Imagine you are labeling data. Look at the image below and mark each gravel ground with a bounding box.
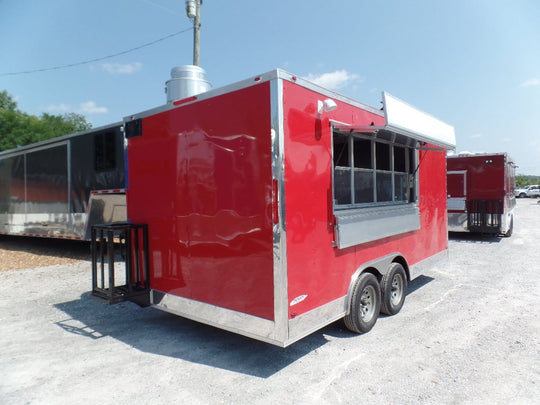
[0,198,539,404]
[0,236,91,271]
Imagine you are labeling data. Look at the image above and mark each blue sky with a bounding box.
[1,0,539,174]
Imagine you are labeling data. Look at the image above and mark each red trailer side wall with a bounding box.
[447,154,506,201]
[282,81,448,318]
[126,82,275,320]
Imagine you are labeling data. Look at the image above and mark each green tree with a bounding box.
[0,90,92,151]
[516,174,540,187]
[0,90,17,110]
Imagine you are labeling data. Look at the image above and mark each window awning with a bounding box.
[332,92,456,150]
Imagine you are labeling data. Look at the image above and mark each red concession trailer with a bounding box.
[92,69,455,347]
[447,153,516,236]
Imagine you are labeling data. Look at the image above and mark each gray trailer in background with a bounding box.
[0,123,126,240]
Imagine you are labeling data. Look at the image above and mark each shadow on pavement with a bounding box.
[0,235,91,261]
[449,232,502,244]
[54,292,330,378]
[55,274,438,377]
[407,274,435,295]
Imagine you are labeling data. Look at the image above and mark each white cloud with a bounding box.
[101,62,142,74]
[519,78,540,87]
[470,133,483,139]
[45,103,71,113]
[41,101,108,116]
[304,70,361,90]
[78,101,108,114]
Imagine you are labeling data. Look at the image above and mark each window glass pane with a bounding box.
[26,146,68,213]
[334,168,352,205]
[394,146,406,172]
[376,143,390,171]
[394,173,408,201]
[333,133,349,167]
[376,172,392,202]
[354,171,374,203]
[332,130,417,209]
[95,131,117,171]
[353,138,372,169]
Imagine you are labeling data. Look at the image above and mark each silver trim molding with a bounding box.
[409,249,448,279]
[151,291,285,346]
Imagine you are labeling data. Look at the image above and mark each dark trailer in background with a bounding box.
[0,123,127,240]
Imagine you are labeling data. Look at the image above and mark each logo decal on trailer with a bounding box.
[290,295,308,306]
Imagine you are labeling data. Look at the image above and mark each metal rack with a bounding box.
[91,223,150,306]
[467,200,502,234]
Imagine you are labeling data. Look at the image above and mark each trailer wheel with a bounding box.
[380,263,407,315]
[344,273,381,334]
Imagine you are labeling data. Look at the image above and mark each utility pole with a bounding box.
[186,0,201,66]
[193,0,201,66]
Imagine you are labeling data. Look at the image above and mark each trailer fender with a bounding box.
[502,212,514,237]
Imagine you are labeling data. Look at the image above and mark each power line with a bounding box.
[0,27,193,77]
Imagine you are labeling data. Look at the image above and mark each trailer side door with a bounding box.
[447,170,467,211]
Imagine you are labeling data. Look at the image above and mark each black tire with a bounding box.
[519,193,526,198]
[380,263,408,315]
[344,273,381,334]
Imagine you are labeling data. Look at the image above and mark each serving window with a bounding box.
[332,130,416,209]
[331,128,420,248]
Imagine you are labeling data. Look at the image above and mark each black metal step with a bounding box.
[91,223,150,307]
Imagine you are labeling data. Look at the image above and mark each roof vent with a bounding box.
[165,65,211,103]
